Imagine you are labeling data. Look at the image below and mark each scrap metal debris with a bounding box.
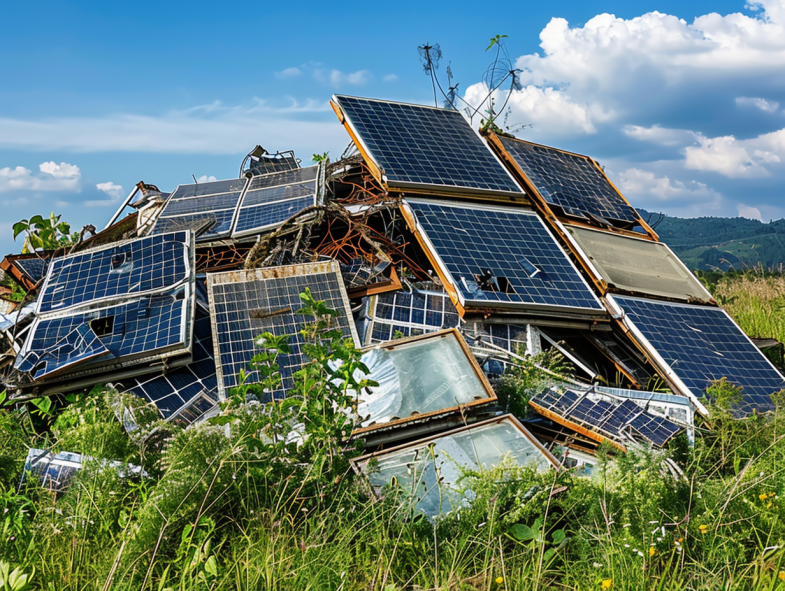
[3,93,782,505]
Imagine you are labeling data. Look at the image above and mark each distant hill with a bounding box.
[638,209,785,271]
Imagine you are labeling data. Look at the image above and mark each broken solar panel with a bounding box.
[353,330,495,434]
[530,387,683,448]
[38,231,192,314]
[207,261,359,400]
[403,199,605,316]
[364,283,460,344]
[233,165,320,237]
[494,135,643,227]
[150,177,248,240]
[352,415,557,518]
[16,290,193,381]
[119,308,217,424]
[332,95,523,197]
[23,448,146,493]
[607,295,785,414]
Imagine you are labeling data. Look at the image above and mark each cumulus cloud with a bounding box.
[616,168,721,202]
[383,74,399,82]
[684,129,785,177]
[275,67,302,79]
[737,203,764,220]
[96,181,124,199]
[196,175,217,183]
[623,125,698,147]
[313,69,371,87]
[0,161,81,192]
[0,99,344,154]
[736,96,780,112]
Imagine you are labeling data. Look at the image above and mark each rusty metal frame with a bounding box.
[350,328,497,438]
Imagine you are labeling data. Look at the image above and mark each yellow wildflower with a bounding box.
[601,579,613,589]
[760,493,769,501]
[677,537,684,543]
[495,576,504,585]
[779,571,785,581]
[649,547,656,557]
[698,524,708,534]
[767,502,773,509]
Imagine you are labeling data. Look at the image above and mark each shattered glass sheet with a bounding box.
[564,225,712,302]
[332,95,523,196]
[23,448,146,493]
[497,136,641,226]
[119,308,217,423]
[365,283,460,344]
[354,330,495,431]
[404,199,604,315]
[353,415,556,518]
[149,178,248,241]
[233,165,320,237]
[38,231,191,314]
[608,295,785,415]
[207,261,360,400]
[530,387,683,448]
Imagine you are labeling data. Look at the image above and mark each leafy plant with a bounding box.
[12,212,78,253]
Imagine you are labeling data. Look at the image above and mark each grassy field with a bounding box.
[3,275,785,590]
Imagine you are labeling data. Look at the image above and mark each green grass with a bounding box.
[4,276,785,590]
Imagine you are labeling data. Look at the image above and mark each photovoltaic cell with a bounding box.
[233,166,319,236]
[14,257,49,284]
[29,323,111,380]
[499,137,641,225]
[609,295,785,414]
[405,200,604,313]
[150,178,248,240]
[366,285,460,344]
[121,308,217,423]
[529,387,682,448]
[208,261,360,399]
[38,232,191,314]
[333,95,523,196]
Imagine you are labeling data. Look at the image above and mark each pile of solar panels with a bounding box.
[3,92,784,513]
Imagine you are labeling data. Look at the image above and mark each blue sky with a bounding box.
[2,0,784,254]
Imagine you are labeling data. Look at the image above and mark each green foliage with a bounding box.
[495,349,574,418]
[12,212,78,254]
[311,152,329,163]
[486,34,508,51]
[0,561,33,591]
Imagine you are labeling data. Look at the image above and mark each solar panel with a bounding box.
[29,323,111,380]
[150,178,248,240]
[404,199,604,314]
[15,290,192,380]
[207,261,360,400]
[365,284,460,344]
[14,257,49,284]
[38,232,192,314]
[497,136,641,225]
[352,415,556,518]
[120,308,217,423]
[332,95,523,196]
[608,295,785,414]
[529,387,683,448]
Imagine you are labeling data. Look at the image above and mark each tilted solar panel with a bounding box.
[608,295,785,414]
[404,199,604,315]
[14,257,49,284]
[121,308,217,423]
[207,261,360,400]
[497,136,641,225]
[150,178,248,240]
[366,285,461,344]
[38,232,191,314]
[332,95,523,196]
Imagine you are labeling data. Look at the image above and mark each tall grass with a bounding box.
[713,273,785,342]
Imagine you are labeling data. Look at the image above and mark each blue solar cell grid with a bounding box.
[30,323,110,380]
[123,308,217,422]
[369,288,461,343]
[16,293,188,376]
[499,137,640,224]
[38,232,190,314]
[407,200,603,312]
[208,263,358,399]
[14,257,49,284]
[612,295,785,414]
[151,178,248,240]
[334,95,523,195]
[233,166,319,236]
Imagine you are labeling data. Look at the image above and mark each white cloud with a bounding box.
[0,161,81,192]
[275,67,302,79]
[623,125,698,147]
[383,74,398,82]
[196,175,217,183]
[313,69,371,87]
[736,96,780,112]
[684,128,785,177]
[96,181,124,199]
[0,99,344,154]
[737,203,764,220]
[616,168,721,202]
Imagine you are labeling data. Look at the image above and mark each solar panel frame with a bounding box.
[402,198,606,317]
[332,95,525,198]
[207,261,360,401]
[365,286,461,345]
[36,231,193,315]
[607,295,785,415]
[487,133,649,231]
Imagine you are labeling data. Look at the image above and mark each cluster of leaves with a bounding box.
[12,213,78,254]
